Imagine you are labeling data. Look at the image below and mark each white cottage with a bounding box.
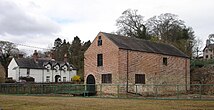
[8,51,77,83]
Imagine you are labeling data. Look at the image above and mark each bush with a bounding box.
[72,75,81,82]
[5,78,16,83]
[19,76,35,82]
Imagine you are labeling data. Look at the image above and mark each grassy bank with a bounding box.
[0,95,213,110]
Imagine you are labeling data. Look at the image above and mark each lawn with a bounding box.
[0,95,214,110]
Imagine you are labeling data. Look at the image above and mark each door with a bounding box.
[55,75,61,82]
[86,74,96,93]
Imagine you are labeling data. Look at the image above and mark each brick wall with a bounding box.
[118,49,190,94]
[84,32,119,85]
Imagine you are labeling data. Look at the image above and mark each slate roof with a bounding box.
[203,44,214,52]
[15,58,76,70]
[102,32,189,58]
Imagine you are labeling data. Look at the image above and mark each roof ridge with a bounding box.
[101,32,189,58]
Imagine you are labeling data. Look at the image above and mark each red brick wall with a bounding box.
[84,32,119,85]
[118,49,190,93]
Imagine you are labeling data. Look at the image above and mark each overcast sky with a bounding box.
[0,0,214,54]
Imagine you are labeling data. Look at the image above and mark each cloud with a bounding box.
[0,0,60,36]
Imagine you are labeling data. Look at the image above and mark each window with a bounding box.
[206,55,208,59]
[211,55,213,59]
[97,54,103,66]
[98,36,102,46]
[135,74,145,84]
[46,76,50,82]
[163,57,168,66]
[63,77,66,82]
[27,69,30,76]
[102,74,112,83]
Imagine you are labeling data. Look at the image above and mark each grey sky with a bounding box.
[0,0,213,53]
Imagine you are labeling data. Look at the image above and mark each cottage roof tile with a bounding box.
[15,58,76,70]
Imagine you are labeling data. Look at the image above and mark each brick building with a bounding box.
[84,32,190,94]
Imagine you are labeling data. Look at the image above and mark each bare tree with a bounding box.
[116,9,150,40]
[0,41,20,77]
[192,38,203,59]
[146,13,186,42]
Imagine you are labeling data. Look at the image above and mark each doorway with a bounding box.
[86,74,96,94]
[55,75,61,82]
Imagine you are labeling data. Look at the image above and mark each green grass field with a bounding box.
[0,95,214,110]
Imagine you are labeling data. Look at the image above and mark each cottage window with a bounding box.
[163,57,168,66]
[27,69,30,76]
[63,77,66,82]
[135,74,145,84]
[98,36,102,46]
[102,74,112,83]
[97,54,103,66]
[46,76,50,82]
[206,55,208,59]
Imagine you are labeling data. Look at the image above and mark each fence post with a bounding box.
[199,84,202,99]
[117,84,119,98]
[100,84,102,98]
[135,85,137,96]
[176,84,179,99]
[155,85,158,99]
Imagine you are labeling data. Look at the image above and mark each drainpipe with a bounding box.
[42,69,44,82]
[126,50,129,93]
[18,67,20,82]
[52,69,53,82]
[185,59,188,91]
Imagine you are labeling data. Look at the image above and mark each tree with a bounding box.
[146,13,185,42]
[69,36,83,78]
[192,38,203,59]
[116,9,150,40]
[0,41,20,77]
[146,13,195,57]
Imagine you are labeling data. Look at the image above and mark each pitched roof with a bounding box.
[15,58,76,70]
[101,32,189,58]
[203,44,214,52]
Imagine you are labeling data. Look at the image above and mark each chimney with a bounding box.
[206,39,211,46]
[64,53,68,62]
[18,54,24,59]
[33,50,39,62]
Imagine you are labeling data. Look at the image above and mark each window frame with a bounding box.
[63,77,66,82]
[98,36,102,46]
[97,54,103,66]
[27,68,30,76]
[163,57,168,66]
[135,74,145,84]
[102,74,112,83]
[46,76,50,82]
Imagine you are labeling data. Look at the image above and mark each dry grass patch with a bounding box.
[0,95,214,110]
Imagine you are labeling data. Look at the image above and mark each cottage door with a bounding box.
[55,75,61,82]
[86,74,96,94]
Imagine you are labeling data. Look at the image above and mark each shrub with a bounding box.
[19,76,35,82]
[5,78,16,83]
[72,75,81,82]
